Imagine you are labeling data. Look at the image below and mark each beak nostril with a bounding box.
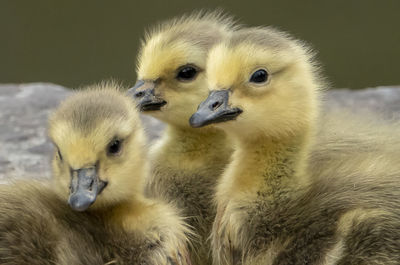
[211,101,222,110]
[135,91,144,98]
[88,179,94,192]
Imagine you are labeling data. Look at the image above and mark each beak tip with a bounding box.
[68,193,95,212]
[189,113,205,128]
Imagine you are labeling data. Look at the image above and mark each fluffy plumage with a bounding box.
[192,27,400,265]
[130,12,238,265]
[311,110,400,179]
[0,84,192,265]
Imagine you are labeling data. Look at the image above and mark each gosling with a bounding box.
[128,11,237,264]
[190,27,400,265]
[0,84,192,265]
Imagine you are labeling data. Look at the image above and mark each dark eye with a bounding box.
[177,66,198,81]
[107,139,122,156]
[250,69,268,84]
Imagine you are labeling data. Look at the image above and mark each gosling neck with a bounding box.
[217,130,311,202]
[152,123,232,172]
[167,124,229,152]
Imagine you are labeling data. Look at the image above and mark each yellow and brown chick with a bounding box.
[128,11,237,265]
[191,27,400,265]
[0,84,192,265]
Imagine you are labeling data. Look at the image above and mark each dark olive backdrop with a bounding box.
[0,0,399,89]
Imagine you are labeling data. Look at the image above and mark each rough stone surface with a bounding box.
[0,83,70,183]
[1,83,400,182]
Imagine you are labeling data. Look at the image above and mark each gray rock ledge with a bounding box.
[1,83,399,182]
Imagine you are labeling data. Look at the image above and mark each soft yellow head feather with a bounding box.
[136,11,238,127]
[49,83,147,208]
[206,27,323,140]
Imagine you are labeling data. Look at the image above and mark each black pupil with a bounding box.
[108,140,121,155]
[250,69,268,83]
[57,149,63,160]
[177,67,197,80]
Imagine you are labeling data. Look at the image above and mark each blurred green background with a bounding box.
[0,0,399,89]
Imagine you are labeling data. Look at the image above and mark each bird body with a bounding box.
[0,85,191,265]
[191,27,400,265]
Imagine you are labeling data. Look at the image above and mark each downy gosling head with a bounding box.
[190,27,321,143]
[129,11,237,128]
[49,84,147,211]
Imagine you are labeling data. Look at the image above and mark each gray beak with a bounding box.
[127,80,167,111]
[68,166,107,212]
[189,90,243,128]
